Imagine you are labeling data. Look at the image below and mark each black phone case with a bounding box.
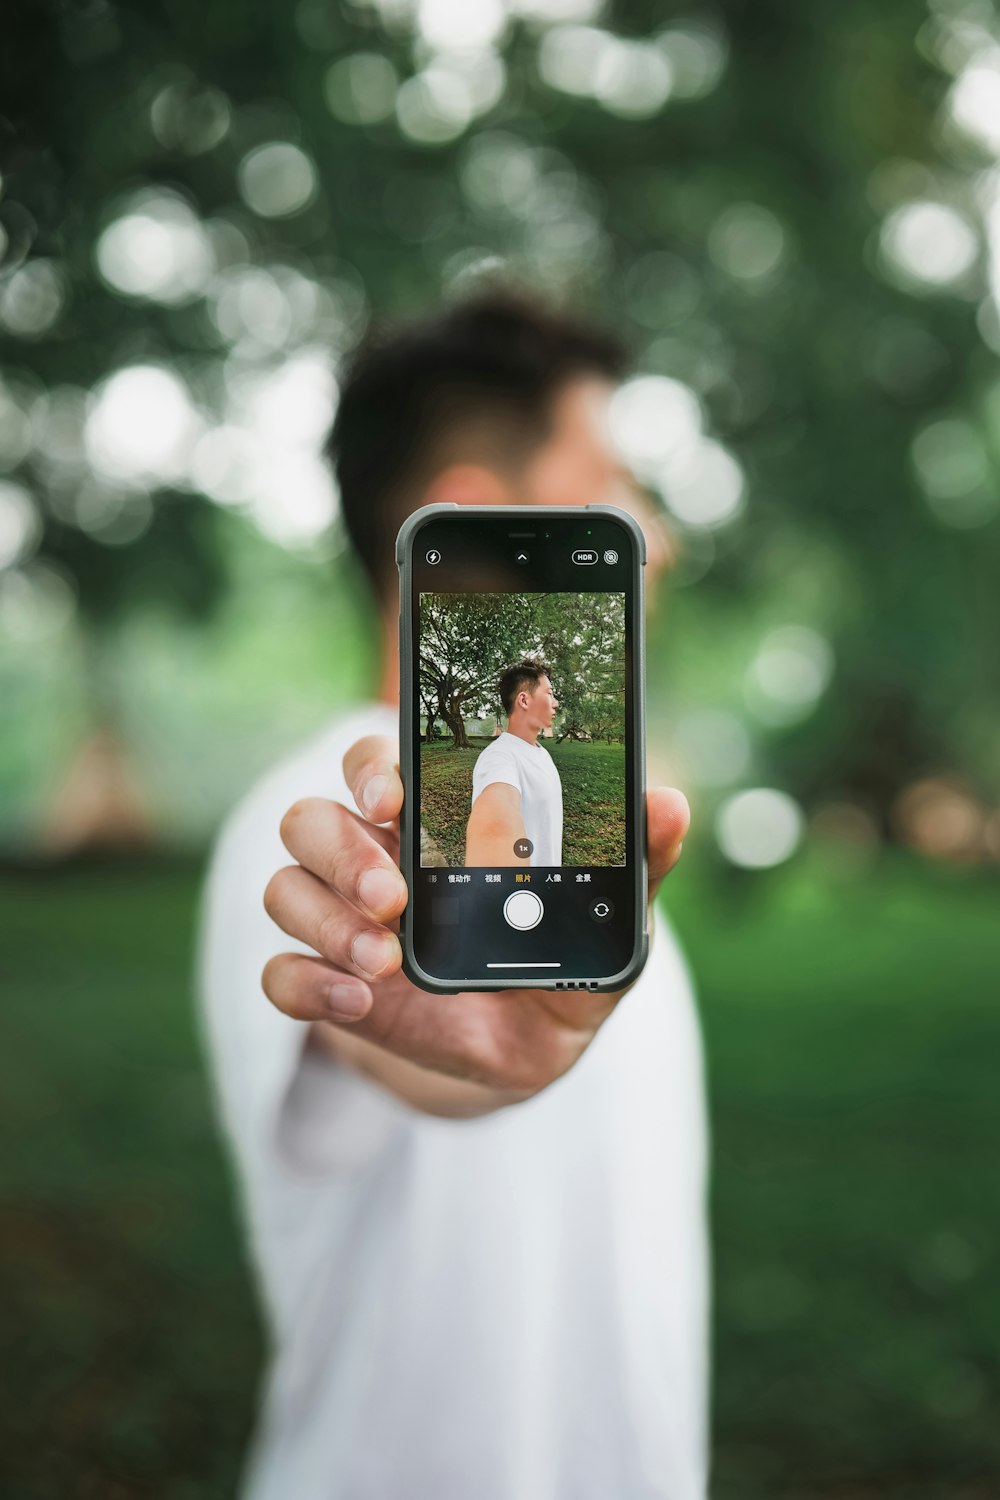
[395,503,648,993]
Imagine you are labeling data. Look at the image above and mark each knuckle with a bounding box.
[263,865,294,920]
[279,797,318,849]
[262,876,279,920]
[260,955,281,1001]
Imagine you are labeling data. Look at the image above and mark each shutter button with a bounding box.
[503,891,544,930]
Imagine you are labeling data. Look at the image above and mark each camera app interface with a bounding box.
[418,590,626,877]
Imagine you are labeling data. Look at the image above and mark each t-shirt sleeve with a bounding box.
[471,745,521,805]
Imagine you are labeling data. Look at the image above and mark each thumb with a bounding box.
[646,787,690,901]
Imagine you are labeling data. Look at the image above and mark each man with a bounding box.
[199,291,708,1500]
[466,657,563,868]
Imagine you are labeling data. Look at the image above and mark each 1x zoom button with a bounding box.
[572,549,599,565]
[503,891,544,930]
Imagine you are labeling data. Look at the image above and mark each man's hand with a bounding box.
[262,735,688,1117]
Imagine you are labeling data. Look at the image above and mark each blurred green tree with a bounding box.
[1,0,998,845]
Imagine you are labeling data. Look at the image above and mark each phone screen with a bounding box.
[402,509,643,989]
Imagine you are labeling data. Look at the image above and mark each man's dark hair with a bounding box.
[498,657,553,718]
[328,289,626,599]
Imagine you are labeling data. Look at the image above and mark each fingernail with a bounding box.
[358,866,406,917]
[327,982,368,1020]
[352,929,397,979]
[362,774,388,817]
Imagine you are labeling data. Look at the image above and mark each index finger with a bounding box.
[343,733,403,825]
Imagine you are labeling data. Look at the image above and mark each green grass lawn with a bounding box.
[666,855,1000,1499]
[0,862,261,1500]
[420,736,626,865]
[1,852,999,1497]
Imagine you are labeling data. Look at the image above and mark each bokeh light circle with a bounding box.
[237,142,318,218]
[716,787,805,869]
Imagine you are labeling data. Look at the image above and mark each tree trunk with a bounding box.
[420,689,439,742]
[441,695,470,748]
[42,621,154,853]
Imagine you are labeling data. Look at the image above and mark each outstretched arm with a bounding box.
[464,783,527,867]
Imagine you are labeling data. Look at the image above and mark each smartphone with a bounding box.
[396,503,647,993]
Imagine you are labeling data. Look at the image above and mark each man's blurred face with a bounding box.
[520,376,672,592]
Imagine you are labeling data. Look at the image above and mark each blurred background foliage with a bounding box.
[3,0,1000,1495]
[2,0,999,862]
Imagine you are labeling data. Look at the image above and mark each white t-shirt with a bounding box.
[197,701,710,1500]
[471,731,564,866]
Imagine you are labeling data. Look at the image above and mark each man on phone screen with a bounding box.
[466,658,563,868]
[199,291,708,1500]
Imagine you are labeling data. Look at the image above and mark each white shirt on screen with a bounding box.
[197,700,710,1500]
[471,730,564,866]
